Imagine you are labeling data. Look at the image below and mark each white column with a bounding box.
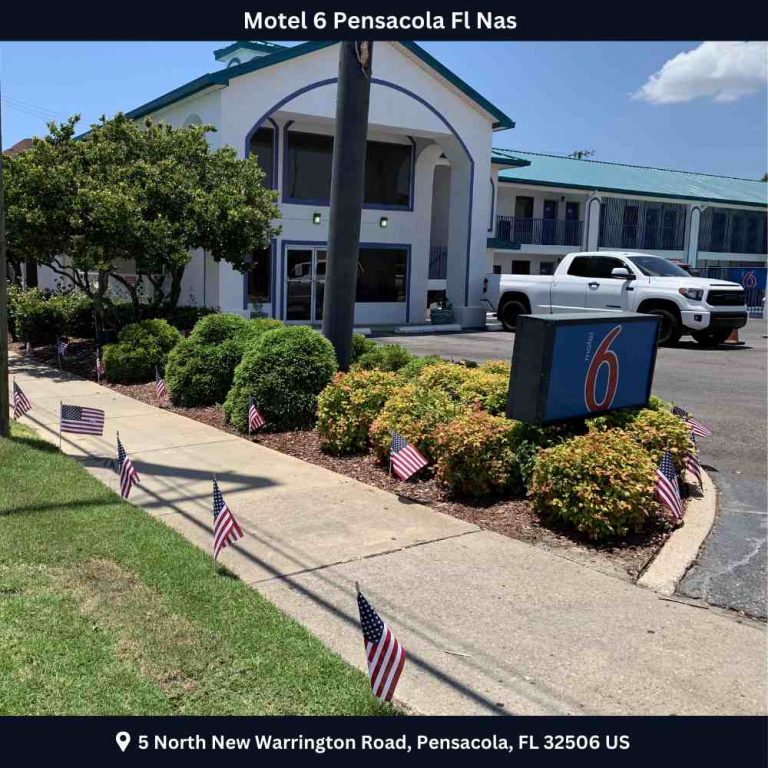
[687,206,701,267]
[410,143,443,324]
[443,137,490,329]
[585,195,602,251]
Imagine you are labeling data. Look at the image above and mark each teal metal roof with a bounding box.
[124,41,514,130]
[496,149,768,209]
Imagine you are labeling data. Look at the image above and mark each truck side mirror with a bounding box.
[611,267,635,280]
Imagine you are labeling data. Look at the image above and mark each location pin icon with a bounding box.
[116,732,131,752]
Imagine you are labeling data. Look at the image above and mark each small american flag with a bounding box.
[57,338,69,357]
[96,350,105,380]
[248,396,265,433]
[60,403,105,435]
[155,367,167,399]
[655,450,683,520]
[13,381,32,420]
[685,435,703,487]
[357,588,406,702]
[213,479,244,560]
[389,430,428,481]
[117,434,141,499]
[672,405,713,438]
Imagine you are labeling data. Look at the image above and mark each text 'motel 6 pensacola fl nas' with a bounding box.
[507,313,660,425]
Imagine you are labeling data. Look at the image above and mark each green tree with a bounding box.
[5,114,280,331]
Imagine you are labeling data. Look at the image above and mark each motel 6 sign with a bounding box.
[506,313,660,425]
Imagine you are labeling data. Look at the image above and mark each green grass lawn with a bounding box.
[0,424,391,715]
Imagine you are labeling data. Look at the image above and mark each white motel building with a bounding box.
[39,40,768,329]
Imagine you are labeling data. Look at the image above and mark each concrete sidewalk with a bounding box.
[8,354,767,716]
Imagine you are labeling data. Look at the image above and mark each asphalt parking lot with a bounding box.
[375,319,768,619]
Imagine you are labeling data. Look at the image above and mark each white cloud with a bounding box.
[633,41,768,104]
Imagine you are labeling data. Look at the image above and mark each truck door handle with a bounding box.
[588,282,600,289]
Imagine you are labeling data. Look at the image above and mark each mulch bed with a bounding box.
[13,338,671,580]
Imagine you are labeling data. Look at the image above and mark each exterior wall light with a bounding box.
[379,216,389,228]
[312,212,321,225]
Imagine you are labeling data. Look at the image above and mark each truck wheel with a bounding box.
[498,299,527,332]
[691,328,732,347]
[647,308,682,346]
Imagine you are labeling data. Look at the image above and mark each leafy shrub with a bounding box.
[456,369,509,415]
[397,355,444,379]
[353,344,414,372]
[369,384,464,462]
[619,408,692,473]
[416,362,473,398]
[49,292,95,338]
[478,359,511,377]
[103,319,181,383]
[10,288,65,344]
[166,316,282,406]
[317,370,400,455]
[513,422,587,489]
[224,326,337,431]
[351,333,376,362]
[587,395,669,432]
[529,430,658,540]
[433,410,523,498]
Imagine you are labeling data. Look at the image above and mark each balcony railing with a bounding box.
[495,216,583,247]
[429,245,447,279]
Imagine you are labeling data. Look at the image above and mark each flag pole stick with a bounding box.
[355,580,360,594]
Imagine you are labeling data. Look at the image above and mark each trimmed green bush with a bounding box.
[587,395,669,432]
[317,370,400,455]
[103,319,181,383]
[351,333,377,363]
[434,410,523,498]
[369,384,464,462]
[10,288,64,344]
[224,326,337,431]
[529,431,658,540]
[166,315,283,407]
[352,344,414,372]
[513,422,587,490]
[416,362,473,398]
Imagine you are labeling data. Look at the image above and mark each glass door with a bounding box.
[285,247,327,323]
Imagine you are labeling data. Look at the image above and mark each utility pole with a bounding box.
[0,80,10,438]
[322,41,373,371]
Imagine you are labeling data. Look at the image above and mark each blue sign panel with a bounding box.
[726,268,767,291]
[507,313,660,425]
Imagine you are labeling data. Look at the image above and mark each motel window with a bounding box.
[621,205,639,248]
[661,209,678,250]
[364,141,412,207]
[511,260,531,275]
[249,127,275,188]
[285,131,412,207]
[356,248,407,302]
[247,245,271,303]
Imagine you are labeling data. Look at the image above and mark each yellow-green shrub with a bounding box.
[619,408,692,473]
[479,359,511,377]
[587,395,670,432]
[456,369,509,415]
[529,431,658,540]
[369,384,464,462]
[317,370,400,455]
[433,410,523,497]
[416,362,473,398]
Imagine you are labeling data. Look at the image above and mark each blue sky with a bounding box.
[1,40,765,179]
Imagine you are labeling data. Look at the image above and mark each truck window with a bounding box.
[593,256,627,278]
[567,257,592,277]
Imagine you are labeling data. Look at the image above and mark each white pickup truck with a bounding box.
[483,251,748,346]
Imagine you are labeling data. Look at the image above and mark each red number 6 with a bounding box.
[584,326,621,412]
